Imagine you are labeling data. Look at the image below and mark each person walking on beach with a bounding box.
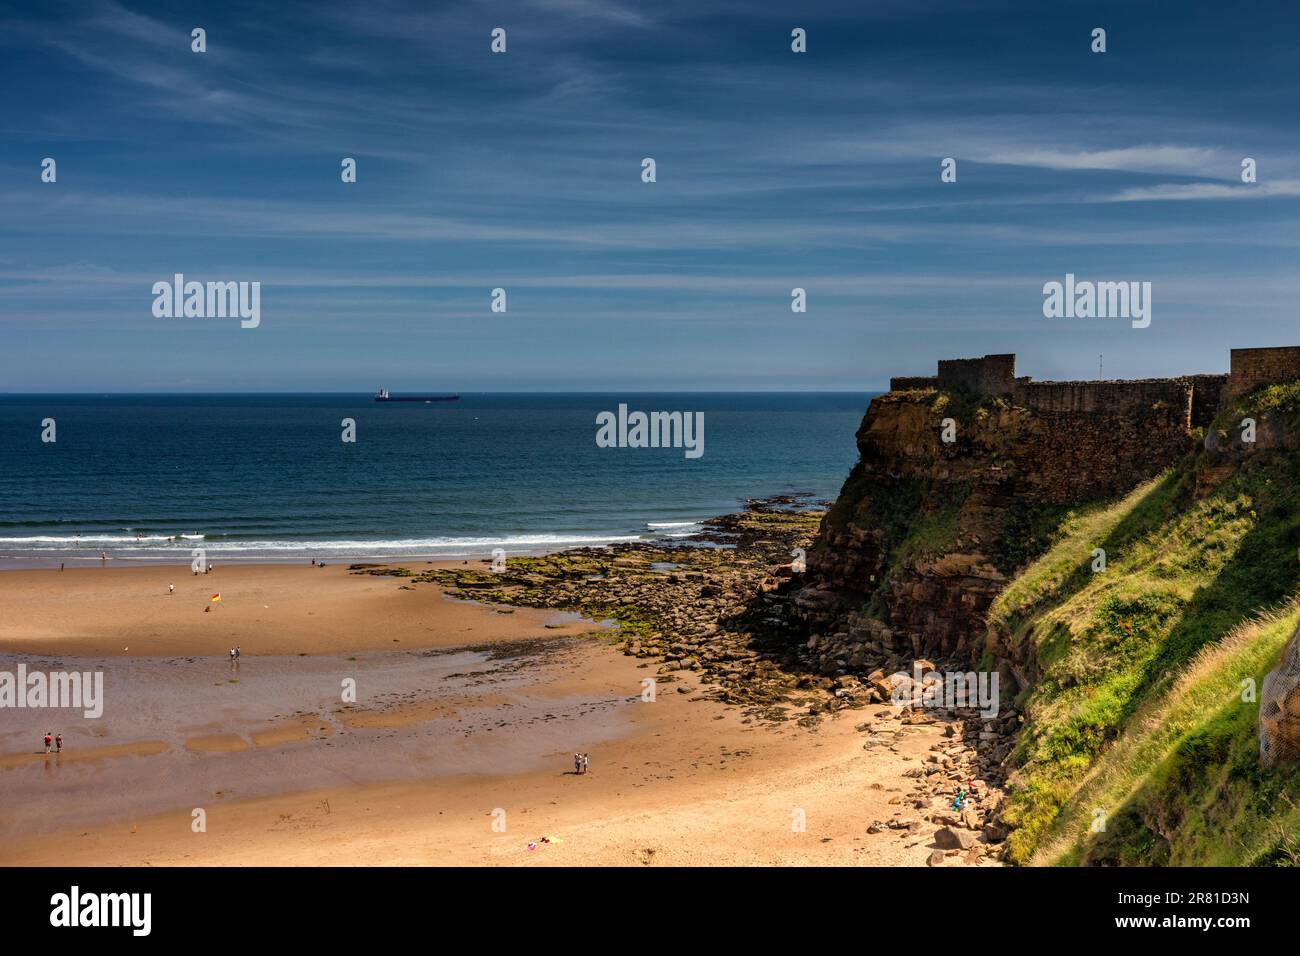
[582,753,590,774]
[235,645,241,660]
[168,583,175,594]
[574,753,582,775]
[55,734,63,754]
[43,732,52,754]
[59,562,64,572]
[230,648,236,662]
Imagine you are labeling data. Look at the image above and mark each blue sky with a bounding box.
[2,0,1298,391]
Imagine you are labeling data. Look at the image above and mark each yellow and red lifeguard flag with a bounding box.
[210,593,221,603]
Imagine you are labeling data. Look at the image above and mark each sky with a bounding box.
[1,0,1299,391]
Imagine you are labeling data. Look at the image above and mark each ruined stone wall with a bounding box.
[1013,378,1194,424]
[1021,404,1192,501]
[895,354,1230,429]
[937,354,1015,395]
[1187,374,1229,427]
[889,375,940,391]
[1227,347,1300,401]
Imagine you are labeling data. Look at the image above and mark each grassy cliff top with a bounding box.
[985,379,1300,864]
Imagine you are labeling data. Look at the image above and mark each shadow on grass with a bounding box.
[1114,457,1300,728]
[1077,685,1300,866]
[995,464,1191,645]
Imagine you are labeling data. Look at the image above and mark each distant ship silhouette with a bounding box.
[374,388,459,403]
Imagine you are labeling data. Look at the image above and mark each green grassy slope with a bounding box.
[986,384,1300,865]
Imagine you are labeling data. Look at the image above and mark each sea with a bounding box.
[0,393,871,567]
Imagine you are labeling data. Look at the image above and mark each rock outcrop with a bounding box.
[793,373,1199,665]
[796,346,1300,784]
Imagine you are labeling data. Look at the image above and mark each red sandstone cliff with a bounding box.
[793,348,1300,683]
[793,371,1203,674]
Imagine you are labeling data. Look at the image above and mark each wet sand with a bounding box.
[0,564,965,866]
[0,562,589,657]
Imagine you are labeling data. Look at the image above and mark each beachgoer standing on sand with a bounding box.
[43,732,52,754]
[574,753,581,774]
[55,734,63,753]
[583,753,590,774]
[230,648,236,662]
[235,646,240,660]
[168,583,175,594]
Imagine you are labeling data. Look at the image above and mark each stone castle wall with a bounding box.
[890,353,1240,428]
[1227,347,1300,401]
[889,375,941,391]
[1187,374,1229,426]
[1014,379,1191,418]
[936,354,1016,395]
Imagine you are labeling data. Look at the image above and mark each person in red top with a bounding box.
[43,733,52,754]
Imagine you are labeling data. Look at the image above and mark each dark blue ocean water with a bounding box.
[0,393,869,566]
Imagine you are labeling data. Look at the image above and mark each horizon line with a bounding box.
[0,388,887,396]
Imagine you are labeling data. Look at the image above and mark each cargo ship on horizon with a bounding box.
[375,388,460,403]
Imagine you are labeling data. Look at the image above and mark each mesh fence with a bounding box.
[1260,627,1300,768]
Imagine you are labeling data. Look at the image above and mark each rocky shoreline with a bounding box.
[351,494,1017,862]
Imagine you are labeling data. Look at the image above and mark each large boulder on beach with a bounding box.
[1261,625,1300,767]
[934,826,979,850]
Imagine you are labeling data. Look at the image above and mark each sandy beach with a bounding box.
[0,562,592,657]
[0,562,988,866]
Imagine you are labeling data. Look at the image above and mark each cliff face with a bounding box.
[792,353,1300,865]
[793,385,1198,670]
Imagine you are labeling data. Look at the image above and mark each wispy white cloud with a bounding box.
[978,144,1223,175]
[523,0,656,28]
[1104,179,1300,202]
